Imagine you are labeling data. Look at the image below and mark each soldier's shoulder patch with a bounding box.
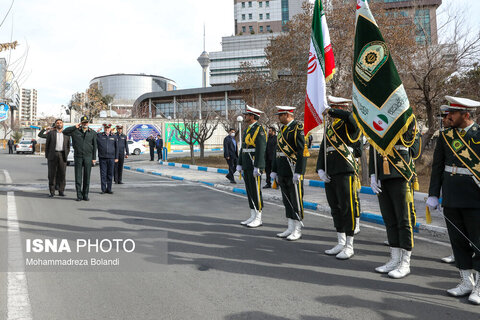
[259,130,265,136]
[296,122,304,130]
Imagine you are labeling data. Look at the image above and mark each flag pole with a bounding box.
[323,117,328,175]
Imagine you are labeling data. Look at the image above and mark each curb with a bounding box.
[124,165,447,237]
[170,148,223,153]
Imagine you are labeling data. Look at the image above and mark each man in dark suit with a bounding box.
[97,124,119,194]
[38,119,71,197]
[114,125,129,184]
[223,128,238,184]
[7,137,14,154]
[264,127,277,188]
[155,134,163,161]
[146,135,156,161]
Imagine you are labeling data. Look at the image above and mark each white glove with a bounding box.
[236,165,242,173]
[253,167,261,177]
[370,175,382,194]
[293,173,301,184]
[317,169,331,183]
[426,196,440,210]
[270,172,277,181]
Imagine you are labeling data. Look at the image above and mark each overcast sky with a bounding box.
[0,0,478,118]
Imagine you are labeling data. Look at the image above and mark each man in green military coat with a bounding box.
[316,96,362,259]
[236,106,267,228]
[271,106,307,241]
[427,95,480,305]
[369,116,421,279]
[63,116,98,201]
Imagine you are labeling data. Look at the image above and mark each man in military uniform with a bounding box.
[271,106,307,241]
[97,124,119,194]
[63,116,97,201]
[427,96,480,305]
[316,96,362,259]
[236,106,267,228]
[114,125,129,184]
[370,116,421,279]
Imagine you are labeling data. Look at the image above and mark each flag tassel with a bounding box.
[383,156,390,175]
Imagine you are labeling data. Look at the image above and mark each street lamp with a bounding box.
[236,115,243,152]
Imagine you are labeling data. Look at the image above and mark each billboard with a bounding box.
[0,103,9,122]
[165,122,198,146]
[127,124,161,142]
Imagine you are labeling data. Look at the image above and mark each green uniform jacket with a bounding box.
[63,126,97,159]
[272,120,306,176]
[429,123,480,208]
[368,121,421,181]
[316,109,362,176]
[238,121,267,170]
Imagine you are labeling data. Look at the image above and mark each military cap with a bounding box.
[116,125,123,129]
[80,115,89,123]
[243,105,264,117]
[445,96,480,112]
[275,106,296,115]
[102,123,112,128]
[328,95,352,107]
[440,105,450,116]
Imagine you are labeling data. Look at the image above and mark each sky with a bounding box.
[0,0,479,118]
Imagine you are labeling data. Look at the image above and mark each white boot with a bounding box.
[441,254,455,264]
[325,233,346,255]
[247,210,262,228]
[354,217,360,235]
[276,219,294,238]
[388,249,411,279]
[468,271,480,305]
[447,269,475,297]
[286,220,302,241]
[241,209,256,225]
[336,236,354,260]
[375,247,401,273]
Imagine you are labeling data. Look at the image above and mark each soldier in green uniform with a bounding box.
[369,116,421,279]
[236,106,267,228]
[271,106,307,241]
[427,96,480,305]
[63,116,98,201]
[316,96,362,259]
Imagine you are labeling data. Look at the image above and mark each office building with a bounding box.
[18,88,37,127]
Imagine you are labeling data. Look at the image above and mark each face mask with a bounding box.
[82,125,88,130]
[230,133,235,137]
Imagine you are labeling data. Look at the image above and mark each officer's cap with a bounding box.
[275,106,296,115]
[445,96,480,112]
[116,125,123,129]
[328,95,351,107]
[440,105,450,116]
[243,105,264,117]
[80,115,89,123]
[103,123,112,128]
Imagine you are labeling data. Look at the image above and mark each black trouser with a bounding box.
[99,158,115,192]
[444,207,480,272]
[377,178,416,251]
[325,174,359,236]
[157,147,163,160]
[74,157,93,199]
[243,169,263,211]
[149,147,155,160]
[8,146,13,154]
[48,151,67,194]
[265,157,273,186]
[225,157,237,181]
[277,175,304,221]
[114,156,125,183]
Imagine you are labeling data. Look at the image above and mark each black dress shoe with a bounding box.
[230,180,237,184]
[59,192,65,196]
[118,182,124,184]
[106,191,113,194]
[83,197,89,201]
[100,191,105,194]
[76,198,82,201]
[263,185,271,189]
[48,193,54,198]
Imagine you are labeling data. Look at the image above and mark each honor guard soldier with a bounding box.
[63,116,98,201]
[236,106,267,228]
[114,125,129,184]
[426,96,480,305]
[369,117,421,278]
[316,96,362,259]
[271,106,307,241]
[97,124,119,194]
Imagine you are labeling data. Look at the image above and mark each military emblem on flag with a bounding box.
[304,0,335,135]
[352,0,413,156]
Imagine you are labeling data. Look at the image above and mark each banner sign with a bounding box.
[165,123,198,146]
[127,124,161,142]
[0,103,9,122]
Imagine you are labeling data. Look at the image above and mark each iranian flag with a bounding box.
[352,0,413,156]
[304,0,335,135]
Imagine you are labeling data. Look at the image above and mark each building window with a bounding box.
[266,13,270,19]
[266,25,271,32]
[249,13,252,20]
[248,1,252,7]
[242,26,246,33]
[249,26,253,32]
[259,1,263,8]
[266,1,270,7]
[260,26,264,32]
[242,14,245,20]
[242,2,245,8]
[259,13,263,20]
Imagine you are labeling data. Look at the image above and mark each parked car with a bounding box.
[67,145,98,166]
[16,140,34,154]
[128,140,147,155]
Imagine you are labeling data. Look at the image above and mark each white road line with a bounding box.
[4,170,33,320]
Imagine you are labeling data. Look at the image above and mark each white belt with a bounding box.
[445,165,473,176]
[276,152,287,157]
[243,148,255,153]
[394,145,408,151]
[326,146,353,153]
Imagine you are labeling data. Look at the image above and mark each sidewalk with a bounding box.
[124,159,448,238]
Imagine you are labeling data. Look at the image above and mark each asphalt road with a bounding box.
[0,152,478,320]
